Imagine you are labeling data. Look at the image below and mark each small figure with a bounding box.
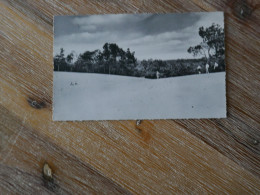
[214,62,219,70]
[197,65,202,74]
[156,71,160,79]
[205,63,209,74]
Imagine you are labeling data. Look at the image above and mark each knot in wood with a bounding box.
[136,120,142,126]
[233,0,253,19]
[253,140,259,145]
[43,163,53,181]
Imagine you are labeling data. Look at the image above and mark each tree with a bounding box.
[108,43,120,74]
[188,23,224,62]
[75,50,98,72]
[141,60,148,72]
[95,50,105,73]
[66,53,74,63]
[124,48,137,76]
[66,52,74,71]
[54,48,67,71]
[102,43,111,74]
[118,48,126,75]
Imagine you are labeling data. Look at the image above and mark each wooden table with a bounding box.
[0,0,259,194]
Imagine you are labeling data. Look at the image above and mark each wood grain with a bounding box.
[0,0,260,194]
[0,105,131,194]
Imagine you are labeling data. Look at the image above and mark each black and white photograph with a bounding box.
[53,12,226,120]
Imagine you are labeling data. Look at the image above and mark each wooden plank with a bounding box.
[0,105,131,194]
[0,0,260,194]
[174,0,260,177]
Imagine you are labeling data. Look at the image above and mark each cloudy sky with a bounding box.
[54,12,224,60]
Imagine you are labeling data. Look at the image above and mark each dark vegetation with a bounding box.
[54,23,225,79]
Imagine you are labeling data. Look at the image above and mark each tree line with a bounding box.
[54,23,225,78]
[54,43,137,76]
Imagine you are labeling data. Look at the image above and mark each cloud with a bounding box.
[72,14,151,34]
[195,12,224,28]
[54,12,224,60]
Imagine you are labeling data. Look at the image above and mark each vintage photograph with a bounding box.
[53,12,226,120]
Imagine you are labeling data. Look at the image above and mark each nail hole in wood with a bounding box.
[42,162,53,181]
[233,0,253,19]
[136,120,142,126]
[239,5,252,18]
[253,140,259,145]
[27,98,46,109]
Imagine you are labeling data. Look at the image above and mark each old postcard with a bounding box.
[53,12,226,120]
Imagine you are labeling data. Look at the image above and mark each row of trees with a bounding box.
[54,23,225,78]
[54,43,137,76]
